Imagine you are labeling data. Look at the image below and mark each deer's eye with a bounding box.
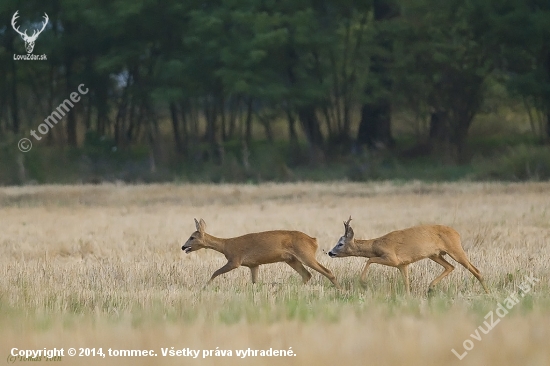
[189,236,195,240]
[337,243,344,247]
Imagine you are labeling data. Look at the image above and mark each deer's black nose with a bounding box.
[328,251,335,257]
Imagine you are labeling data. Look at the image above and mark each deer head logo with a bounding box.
[11,10,49,54]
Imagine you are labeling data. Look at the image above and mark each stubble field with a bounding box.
[1,182,549,366]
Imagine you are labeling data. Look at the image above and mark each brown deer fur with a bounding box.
[328,217,489,295]
[182,219,340,288]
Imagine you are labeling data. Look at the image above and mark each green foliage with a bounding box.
[1,0,550,184]
[494,0,550,129]
[476,145,550,181]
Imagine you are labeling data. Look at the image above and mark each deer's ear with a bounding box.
[194,218,201,231]
[346,226,354,239]
[198,218,206,233]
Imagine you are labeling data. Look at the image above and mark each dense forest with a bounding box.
[0,0,549,184]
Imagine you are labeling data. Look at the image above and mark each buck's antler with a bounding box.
[343,216,352,234]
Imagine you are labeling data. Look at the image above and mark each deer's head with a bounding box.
[182,218,207,253]
[12,11,49,54]
[328,216,355,257]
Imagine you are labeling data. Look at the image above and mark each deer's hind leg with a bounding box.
[446,251,489,293]
[285,258,312,284]
[300,257,341,289]
[427,254,455,294]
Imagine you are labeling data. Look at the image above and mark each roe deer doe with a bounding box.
[182,219,340,288]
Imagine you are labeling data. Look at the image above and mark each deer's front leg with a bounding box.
[398,264,410,295]
[207,261,239,285]
[250,265,259,284]
[359,260,372,285]
[359,256,398,286]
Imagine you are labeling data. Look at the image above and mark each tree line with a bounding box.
[1,0,549,165]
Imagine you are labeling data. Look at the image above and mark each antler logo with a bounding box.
[11,10,49,54]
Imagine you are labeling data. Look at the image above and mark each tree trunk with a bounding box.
[65,61,77,147]
[297,106,324,150]
[84,93,92,132]
[286,107,298,146]
[95,75,110,138]
[66,106,77,146]
[285,40,324,153]
[170,102,184,154]
[179,100,190,154]
[220,95,227,142]
[426,110,455,160]
[357,99,393,149]
[205,96,218,146]
[0,66,5,134]
[454,121,471,164]
[429,110,450,146]
[546,49,550,142]
[297,106,325,164]
[228,96,239,139]
[126,102,136,142]
[285,107,301,165]
[258,114,274,143]
[245,97,253,147]
[145,100,160,172]
[356,0,399,149]
[10,56,19,134]
[114,88,127,146]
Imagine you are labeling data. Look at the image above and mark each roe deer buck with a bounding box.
[182,219,341,288]
[328,217,489,295]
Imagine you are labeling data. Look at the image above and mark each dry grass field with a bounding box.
[1,182,549,366]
